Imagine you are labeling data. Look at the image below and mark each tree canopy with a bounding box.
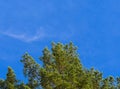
[0,42,119,89]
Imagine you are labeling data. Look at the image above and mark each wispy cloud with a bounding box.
[0,25,76,42]
[0,29,46,42]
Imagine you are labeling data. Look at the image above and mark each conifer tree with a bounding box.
[39,42,84,89]
[3,67,17,89]
[21,53,41,89]
[1,42,120,89]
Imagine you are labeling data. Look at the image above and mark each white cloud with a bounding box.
[0,25,76,42]
[0,29,46,42]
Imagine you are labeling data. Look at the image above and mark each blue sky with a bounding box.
[0,0,120,80]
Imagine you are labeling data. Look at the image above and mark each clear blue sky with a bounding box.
[0,0,120,80]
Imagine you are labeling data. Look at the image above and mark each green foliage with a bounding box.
[0,42,120,89]
[39,42,84,89]
[21,53,41,88]
[0,79,4,88]
[6,67,17,84]
[0,67,16,89]
[0,67,30,89]
[17,82,31,89]
[116,77,120,89]
[5,67,17,89]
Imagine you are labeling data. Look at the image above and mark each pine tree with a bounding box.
[39,42,84,89]
[1,42,120,89]
[3,67,17,89]
[21,53,41,89]
[21,42,108,89]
